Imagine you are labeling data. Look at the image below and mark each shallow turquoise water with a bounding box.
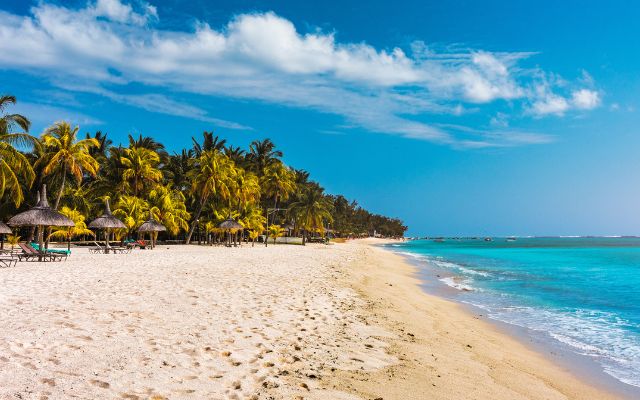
[388,238,640,388]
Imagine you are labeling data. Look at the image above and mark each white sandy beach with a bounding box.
[0,240,619,399]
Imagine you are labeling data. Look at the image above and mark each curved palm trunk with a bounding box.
[45,170,66,249]
[185,197,206,244]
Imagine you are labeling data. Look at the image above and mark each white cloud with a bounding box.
[91,0,156,25]
[531,93,569,116]
[571,89,601,110]
[0,0,601,147]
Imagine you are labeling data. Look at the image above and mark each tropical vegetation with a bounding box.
[0,94,407,244]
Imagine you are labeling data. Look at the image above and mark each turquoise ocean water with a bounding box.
[387,237,640,390]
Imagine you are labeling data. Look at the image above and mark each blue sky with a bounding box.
[1,0,639,236]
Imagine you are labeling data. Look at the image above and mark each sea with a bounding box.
[386,237,640,395]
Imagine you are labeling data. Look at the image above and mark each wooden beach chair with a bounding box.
[111,245,132,254]
[0,256,17,268]
[30,243,69,261]
[17,242,43,261]
[89,241,104,254]
[19,243,66,262]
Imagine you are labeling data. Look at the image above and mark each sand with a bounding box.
[0,240,620,399]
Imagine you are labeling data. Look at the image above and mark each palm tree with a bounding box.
[165,150,192,191]
[148,184,191,236]
[191,131,226,157]
[233,168,260,212]
[239,204,266,246]
[39,121,99,210]
[268,224,285,244]
[86,131,112,159]
[224,145,247,168]
[247,138,282,175]
[6,234,20,251]
[0,95,30,135]
[120,146,163,197]
[0,95,36,207]
[289,184,333,244]
[293,168,311,186]
[112,195,149,239]
[48,206,95,250]
[128,133,169,165]
[261,161,296,224]
[184,150,236,244]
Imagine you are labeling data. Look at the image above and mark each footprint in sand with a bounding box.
[40,378,56,387]
[90,379,110,389]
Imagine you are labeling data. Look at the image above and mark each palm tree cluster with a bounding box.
[0,95,407,244]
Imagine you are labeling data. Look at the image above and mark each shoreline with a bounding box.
[326,239,621,399]
[392,246,640,399]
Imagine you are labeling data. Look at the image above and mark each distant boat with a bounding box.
[506,237,517,242]
[434,238,445,242]
[484,237,493,242]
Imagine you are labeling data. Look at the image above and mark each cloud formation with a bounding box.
[0,0,602,147]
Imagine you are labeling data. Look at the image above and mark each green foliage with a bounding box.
[7,234,20,249]
[48,206,95,241]
[0,95,36,206]
[0,94,408,240]
[268,224,285,243]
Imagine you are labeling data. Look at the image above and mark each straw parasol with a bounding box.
[7,185,74,261]
[0,221,11,250]
[137,216,166,249]
[88,199,126,253]
[219,216,243,247]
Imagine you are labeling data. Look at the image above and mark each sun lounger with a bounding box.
[110,246,131,254]
[19,243,66,262]
[0,256,17,268]
[17,243,42,261]
[31,243,70,256]
[89,241,104,254]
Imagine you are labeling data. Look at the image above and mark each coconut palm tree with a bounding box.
[48,206,95,250]
[39,121,99,210]
[148,184,191,236]
[224,145,247,168]
[0,95,30,135]
[191,131,226,157]
[261,161,296,224]
[289,184,334,244]
[268,224,285,244]
[120,146,163,197]
[0,95,37,207]
[239,204,266,246]
[6,234,20,251]
[165,150,192,191]
[112,195,149,240]
[184,150,236,244]
[233,168,260,212]
[247,138,282,176]
[86,131,112,160]
[128,133,168,162]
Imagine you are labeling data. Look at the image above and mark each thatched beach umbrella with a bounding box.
[7,185,74,261]
[219,216,243,247]
[88,199,126,253]
[0,221,11,250]
[137,217,166,249]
